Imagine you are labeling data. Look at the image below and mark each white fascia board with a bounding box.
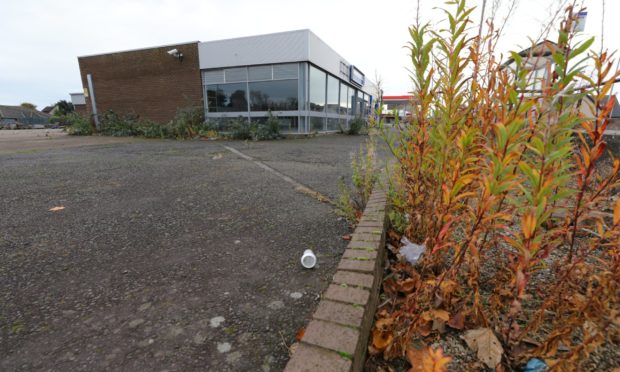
[307,31,351,80]
[198,30,310,69]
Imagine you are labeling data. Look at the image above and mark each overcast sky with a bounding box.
[1,0,618,109]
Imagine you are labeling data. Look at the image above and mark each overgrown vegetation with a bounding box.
[347,116,367,135]
[66,106,281,141]
[65,113,93,136]
[228,112,282,140]
[373,1,620,370]
[335,138,378,225]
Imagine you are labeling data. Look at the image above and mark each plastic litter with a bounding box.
[399,236,426,265]
[301,249,317,269]
[524,358,547,372]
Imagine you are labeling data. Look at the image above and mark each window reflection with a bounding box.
[249,80,298,111]
[309,66,326,112]
[206,83,248,112]
[326,75,339,113]
[339,83,349,115]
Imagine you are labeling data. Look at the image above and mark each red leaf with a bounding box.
[295,327,305,341]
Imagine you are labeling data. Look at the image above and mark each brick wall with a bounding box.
[285,189,387,372]
[78,42,203,123]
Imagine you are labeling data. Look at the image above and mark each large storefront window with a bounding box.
[309,66,326,112]
[349,88,357,116]
[249,80,298,111]
[326,118,339,131]
[339,83,349,115]
[357,90,365,116]
[206,83,248,112]
[310,116,324,131]
[326,75,339,113]
[252,115,299,133]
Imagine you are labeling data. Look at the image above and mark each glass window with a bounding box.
[206,83,248,112]
[326,118,340,131]
[273,64,298,80]
[248,66,272,81]
[349,88,357,116]
[277,116,299,133]
[326,75,339,114]
[309,66,326,112]
[339,83,349,115]
[310,116,325,131]
[357,91,365,116]
[249,80,298,111]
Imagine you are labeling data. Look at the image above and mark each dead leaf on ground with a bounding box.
[288,342,299,356]
[407,346,452,372]
[398,278,417,293]
[461,328,503,369]
[447,312,465,330]
[342,234,352,241]
[430,309,450,322]
[295,327,305,341]
[372,328,393,351]
[49,206,65,212]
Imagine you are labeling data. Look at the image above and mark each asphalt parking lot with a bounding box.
[0,132,372,371]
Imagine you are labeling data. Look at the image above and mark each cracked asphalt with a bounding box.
[0,132,371,371]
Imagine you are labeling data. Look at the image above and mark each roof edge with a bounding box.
[77,40,200,59]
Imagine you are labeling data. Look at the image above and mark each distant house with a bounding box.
[579,94,620,131]
[41,105,59,115]
[70,93,87,115]
[0,105,51,128]
[502,40,560,93]
[503,41,619,131]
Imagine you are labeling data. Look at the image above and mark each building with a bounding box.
[41,105,59,115]
[76,30,375,134]
[381,95,414,123]
[0,105,50,129]
[69,93,87,116]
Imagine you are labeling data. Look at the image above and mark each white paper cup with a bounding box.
[301,249,317,269]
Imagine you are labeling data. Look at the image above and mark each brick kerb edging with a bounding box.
[284,188,387,372]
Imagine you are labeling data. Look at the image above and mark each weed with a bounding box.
[336,138,378,225]
[347,117,366,135]
[64,113,93,136]
[229,118,253,140]
[373,1,620,369]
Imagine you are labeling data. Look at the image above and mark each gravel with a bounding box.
[0,134,370,371]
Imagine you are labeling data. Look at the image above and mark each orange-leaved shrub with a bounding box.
[375,0,620,369]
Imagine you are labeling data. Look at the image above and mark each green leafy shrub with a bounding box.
[251,112,281,140]
[347,117,366,135]
[65,113,93,136]
[168,106,205,139]
[139,120,169,138]
[99,111,140,136]
[198,120,220,139]
[228,118,253,140]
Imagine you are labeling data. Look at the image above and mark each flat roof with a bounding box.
[78,40,200,59]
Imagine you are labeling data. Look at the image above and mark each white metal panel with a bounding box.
[248,65,272,81]
[203,70,225,84]
[307,31,350,80]
[199,30,309,69]
[224,67,248,82]
[69,93,86,105]
[273,63,298,79]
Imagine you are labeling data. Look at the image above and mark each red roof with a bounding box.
[383,95,414,101]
